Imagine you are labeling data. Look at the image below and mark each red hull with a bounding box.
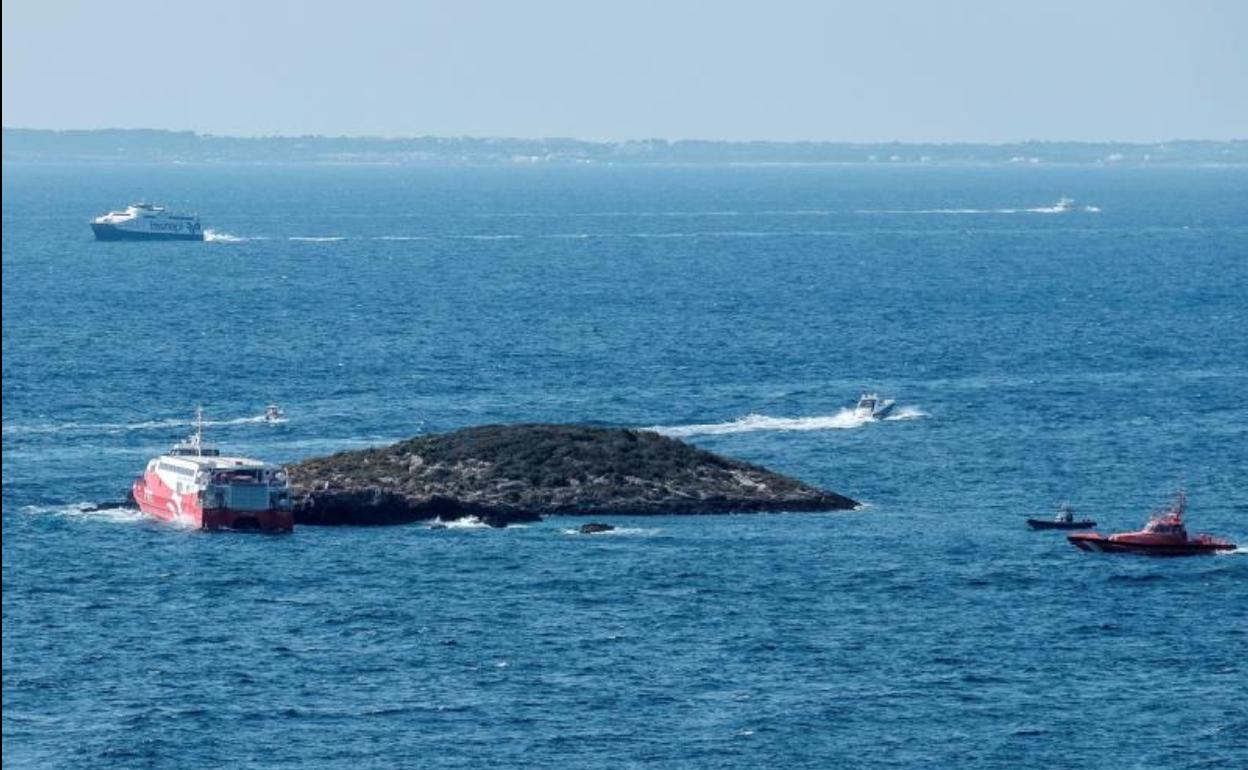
[132,475,293,533]
[1068,532,1234,556]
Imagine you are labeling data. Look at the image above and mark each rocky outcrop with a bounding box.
[579,523,616,534]
[288,423,857,526]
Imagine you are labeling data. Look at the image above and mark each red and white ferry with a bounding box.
[132,408,294,532]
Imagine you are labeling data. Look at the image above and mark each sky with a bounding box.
[3,0,1245,142]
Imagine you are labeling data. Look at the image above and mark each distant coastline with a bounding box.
[4,128,1245,166]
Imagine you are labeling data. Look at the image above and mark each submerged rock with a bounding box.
[288,423,857,526]
[579,523,616,534]
[81,500,137,513]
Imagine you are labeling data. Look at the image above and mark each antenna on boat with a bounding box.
[192,405,205,453]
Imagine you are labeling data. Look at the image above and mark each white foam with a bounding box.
[21,503,146,525]
[437,516,491,529]
[857,199,1099,215]
[203,229,248,243]
[372,235,431,241]
[3,412,279,436]
[857,207,1013,214]
[288,236,346,242]
[883,406,928,421]
[648,410,867,437]
[648,405,927,437]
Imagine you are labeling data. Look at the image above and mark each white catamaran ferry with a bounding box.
[91,203,204,241]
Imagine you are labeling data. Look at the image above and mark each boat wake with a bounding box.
[207,229,935,243]
[883,406,927,421]
[203,229,249,243]
[3,412,277,436]
[648,407,926,438]
[856,199,1100,215]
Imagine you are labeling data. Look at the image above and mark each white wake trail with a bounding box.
[647,405,929,437]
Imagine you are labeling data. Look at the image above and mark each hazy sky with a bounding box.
[3,0,1245,142]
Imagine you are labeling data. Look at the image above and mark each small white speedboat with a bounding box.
[853,392,895,420]
[263,404,286,423]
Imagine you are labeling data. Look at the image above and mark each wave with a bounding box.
[288,236,346,242]
[648,406,927,437]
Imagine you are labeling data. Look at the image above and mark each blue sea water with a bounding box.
[3,164,1247,769]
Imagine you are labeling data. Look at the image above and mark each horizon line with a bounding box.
[4,126,1245,146]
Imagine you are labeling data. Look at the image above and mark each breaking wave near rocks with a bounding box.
[648,407,926,438]
[20,503,145,526]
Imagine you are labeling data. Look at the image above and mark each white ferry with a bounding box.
[91,203,204,241]
[132,408,294,532]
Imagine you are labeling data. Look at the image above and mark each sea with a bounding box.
[3,163,1247,769]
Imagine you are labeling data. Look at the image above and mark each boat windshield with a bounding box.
[170,446,220,457]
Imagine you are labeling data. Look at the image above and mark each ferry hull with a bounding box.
[132,477,293,533]
[92,223,204,242]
